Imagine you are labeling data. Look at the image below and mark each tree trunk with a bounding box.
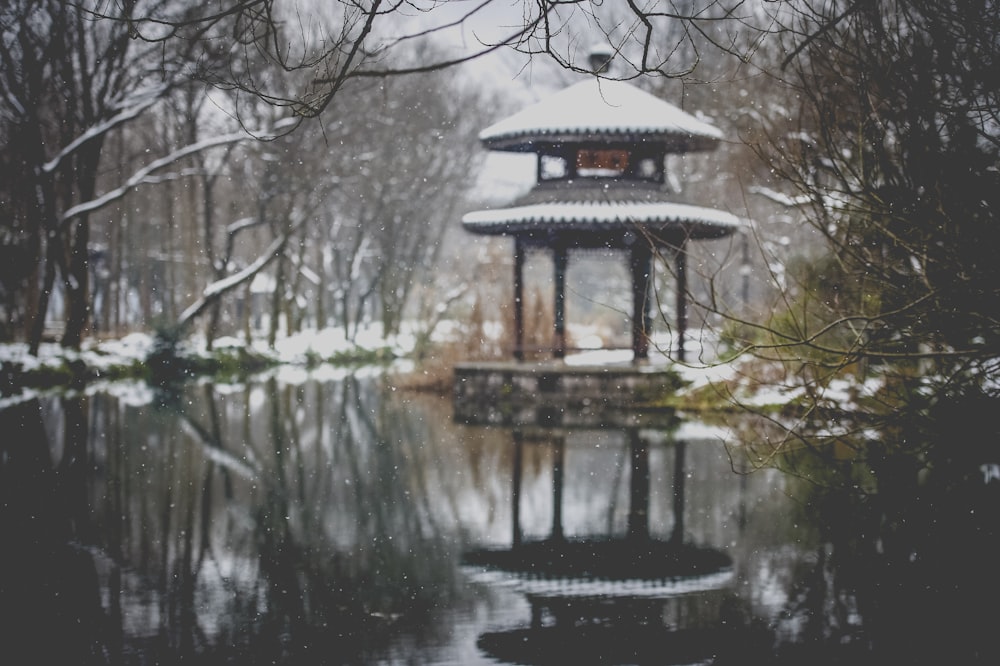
[315,241,326,329]
[28,232,60,356]
[242,283,253,344]
[60,218,91,349]
[60,143,104,349]
[268,253,285,349]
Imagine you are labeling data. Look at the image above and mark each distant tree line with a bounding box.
[0,1,497,353]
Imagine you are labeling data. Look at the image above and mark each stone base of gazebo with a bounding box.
[453,360,685,428]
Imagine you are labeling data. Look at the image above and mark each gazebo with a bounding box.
[463,59,740,363]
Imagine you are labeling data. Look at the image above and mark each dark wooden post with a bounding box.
[627,429,650,542]
[670,439,687,545]
[675,242,688,362]
[512,430,524,548]
[551,435,565,541]
[630,244,653,361]
[513,237,525,361]
[553,246,567,359]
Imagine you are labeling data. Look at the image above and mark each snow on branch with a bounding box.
[748,186,813,208]
[60,132,249,224]
[59,118,297,225]
[42,90,166,174]
[226,217,262,234]
[176,224,301,332]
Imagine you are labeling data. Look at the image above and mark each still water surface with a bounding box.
[1,369,997,664]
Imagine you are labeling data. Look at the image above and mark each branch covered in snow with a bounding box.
[226,217,262,235]
[175,221,302,333]
[59,119,296,225]
[42,89,166,174]
[747,186,813,208]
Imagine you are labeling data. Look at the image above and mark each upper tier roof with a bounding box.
[479,78,723,153]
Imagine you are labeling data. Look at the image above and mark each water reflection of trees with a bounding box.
[1,397,110,663]
[745,395,1000,664]
[4,378,995,663]
[1,376,502,663]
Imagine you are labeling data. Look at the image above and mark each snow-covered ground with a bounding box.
[0,324,405,375]
[0,325,406,410]
[0,333,153,375]
[0,323,891,422]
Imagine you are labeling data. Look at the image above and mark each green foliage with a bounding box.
[202,346,278,380]
[770,1,1000,374]
[323,346,396,367]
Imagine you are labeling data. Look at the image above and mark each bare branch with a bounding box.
[176,222,302,333]
[59,119,294,225]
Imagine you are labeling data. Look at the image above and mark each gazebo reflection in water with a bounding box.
[458,407,767,665]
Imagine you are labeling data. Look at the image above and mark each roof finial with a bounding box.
[588,45,614,75]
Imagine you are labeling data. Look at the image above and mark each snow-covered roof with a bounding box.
[463,200,740,241]
[480,78,723,153]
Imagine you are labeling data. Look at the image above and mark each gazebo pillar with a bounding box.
[675,242,688,362]
[630,244,653,361]
[513,237,525,361]
[552,247,567,359]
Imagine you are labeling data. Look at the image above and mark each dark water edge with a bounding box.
[1,372,998,665]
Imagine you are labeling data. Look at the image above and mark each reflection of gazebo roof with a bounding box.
[469,537,747,665]
[479,78,722,153]
[477,625,739,666]
[462,537,733,599]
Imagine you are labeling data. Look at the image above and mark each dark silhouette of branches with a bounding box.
[74,1,784,115]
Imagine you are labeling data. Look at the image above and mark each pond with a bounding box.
[1,368,997,664]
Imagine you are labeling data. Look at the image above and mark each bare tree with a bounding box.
[0,0,235,352]
[231,56,493,347]
[348,66,486,339]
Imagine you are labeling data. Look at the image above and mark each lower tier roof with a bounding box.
[462,199,741,244]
